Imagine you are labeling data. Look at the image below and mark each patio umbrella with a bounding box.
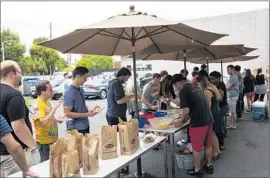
[38,5,227,119]
[190,55,259,78]
[137,44,248,73]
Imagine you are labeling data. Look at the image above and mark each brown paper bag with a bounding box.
[66,133,77,151]
[82,134,99,175]
[62,150,80,178]
[67,130,83,167]
[119,120,138,155]
[130,119,140,149]
[100,125,118,160]
[50,138,68,178]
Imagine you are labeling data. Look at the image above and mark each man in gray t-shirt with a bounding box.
[141,73,161,112]
[235,65,244,119]
[226,65,239,129]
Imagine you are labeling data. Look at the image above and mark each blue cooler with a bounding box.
[252,101,268,120]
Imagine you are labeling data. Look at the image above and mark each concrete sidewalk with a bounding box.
[125,113,269,177]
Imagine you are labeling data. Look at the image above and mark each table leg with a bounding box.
[137,158,143,177]
[170,133,176,178]
[164,138,168,178]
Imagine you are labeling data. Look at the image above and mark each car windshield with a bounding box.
[23,78,39,86]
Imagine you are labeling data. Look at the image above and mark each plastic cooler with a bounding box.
[252,101,268,120]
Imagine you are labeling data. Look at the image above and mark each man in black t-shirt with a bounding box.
[0,60,37,176]
[210,71,229,143]
[171,74,214,177]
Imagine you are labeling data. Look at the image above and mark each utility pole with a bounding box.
[49,22,52,39]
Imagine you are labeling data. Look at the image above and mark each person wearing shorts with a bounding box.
[226,65,239,129]
[171,74,214,177]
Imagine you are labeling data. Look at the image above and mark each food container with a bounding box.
[153,111,167,118]
[139,117,146,128]
[148,118,173,130]
[140,113,155,124]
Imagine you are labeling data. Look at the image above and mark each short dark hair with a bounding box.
[209,71,222,78]
[227,65,235,70]
[197,70,209,82]
[191,71,198,77]
[171,74,186,85]
[201,64,207,70]
[193,67,199,72]
[235,65,241,72]
[180,69,189,76]
[116,67,131,77]
[36,80,50,96]
[64,72,68,77]
[152,73,161,79]
[72,67,89,79]
[160,70,168,77]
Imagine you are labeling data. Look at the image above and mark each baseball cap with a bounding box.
[171,74,186,84]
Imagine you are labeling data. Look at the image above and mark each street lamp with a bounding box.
[1,40,13,61]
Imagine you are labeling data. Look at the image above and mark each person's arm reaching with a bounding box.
[7,95,36,150]
[37,99,63,127]
[114,81,135,105]
[218,89,224,101]
[0,116,38,178]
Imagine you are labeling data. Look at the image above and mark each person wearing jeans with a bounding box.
[235,65,243,119]
[226,65,239,129]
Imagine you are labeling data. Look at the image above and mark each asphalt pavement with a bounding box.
[30,98,269,177]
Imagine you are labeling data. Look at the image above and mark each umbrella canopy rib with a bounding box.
[142,27,162,53]
[63,29,105,53]
[163,26,208,46]
[111,30,125,56]
[121,28,132,39]
[101,30,130,40]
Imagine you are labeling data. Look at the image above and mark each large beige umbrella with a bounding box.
[38,5,226,121]
[190,55,259,78]
[137,44,253,72]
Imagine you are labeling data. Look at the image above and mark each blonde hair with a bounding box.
[200,76,221,100]
[0,60,20,78]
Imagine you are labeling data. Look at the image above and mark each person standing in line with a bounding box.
[125,72,141,118]
[106,67,134,125]
[254,68,268,102]
[106,67,134,175]
[201,64,208,73]
[141,73,161,113]
[226,65,239,129]
[209,71,229,141]
[197,70,222,159]
[171,74,214,177]
[0,60,39,176]
[243,69,255,112]
[235,65,244,119]
[159,70,169,96]
[191,71,199,87]
[0,115,39,178]
[33,81,64,162]
[63,67,98,134]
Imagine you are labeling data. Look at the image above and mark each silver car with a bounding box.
[83,78,110,99]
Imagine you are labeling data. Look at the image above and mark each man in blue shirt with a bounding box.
[63,67,98,134]
[106,67,134,125]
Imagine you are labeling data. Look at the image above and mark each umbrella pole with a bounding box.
[221,60,224,81]
[184,50,187,77]
[131,28,139,119]
[206,59,209,74]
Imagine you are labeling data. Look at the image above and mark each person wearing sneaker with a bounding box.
[171,74,214,177]
[226,65,239,129]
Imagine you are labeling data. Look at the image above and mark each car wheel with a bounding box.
[99,90,107,99]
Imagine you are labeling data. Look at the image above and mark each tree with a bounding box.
[29,37,68,75]
[19,56,47,75]
[0,28,25,62]
[77,55,113,70]
[61,66,75,72]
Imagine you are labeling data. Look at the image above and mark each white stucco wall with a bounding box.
[121,9,269,77]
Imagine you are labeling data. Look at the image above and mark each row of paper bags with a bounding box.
[49,119,140,177]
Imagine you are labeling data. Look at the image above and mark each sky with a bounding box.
[1,1,269,62]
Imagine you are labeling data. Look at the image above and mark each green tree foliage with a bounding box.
[30,37,68,75]
[20,56,48,75]
[61,66,75,72]
[76,55,113,70]
[0,28,25,62]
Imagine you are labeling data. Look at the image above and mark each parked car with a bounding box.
[83,78,110,99]
[23,77,40,98]
[51,79,66,100]
[97,72,116,79]
[22,81,31,96]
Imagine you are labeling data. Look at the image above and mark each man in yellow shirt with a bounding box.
[33,81,63,162]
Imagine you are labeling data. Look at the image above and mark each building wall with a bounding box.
[121,9,269,77]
